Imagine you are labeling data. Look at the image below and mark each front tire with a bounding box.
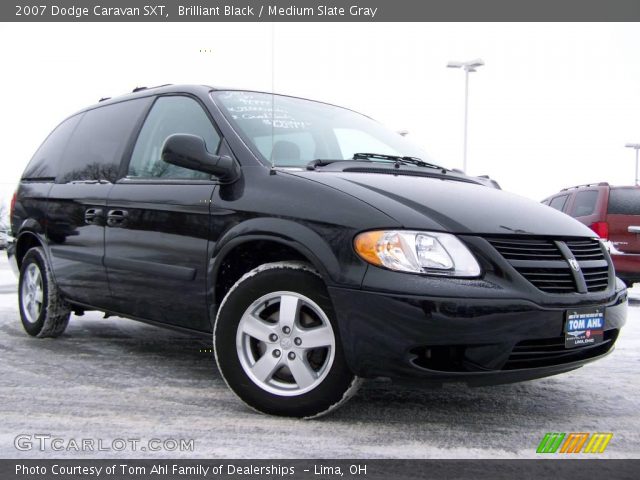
[18,247,70,338]
[214,262,360,418]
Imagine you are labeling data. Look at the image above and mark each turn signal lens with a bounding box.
[353,231,385,266]
[353,230,481,277]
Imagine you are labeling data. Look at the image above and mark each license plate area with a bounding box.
[565,308,605,349]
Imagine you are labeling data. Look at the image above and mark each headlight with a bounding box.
[354,230,481,277]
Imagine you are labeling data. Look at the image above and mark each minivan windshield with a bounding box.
[212,90,439,168]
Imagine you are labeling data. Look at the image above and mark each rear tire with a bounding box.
[214,262,360,418]
[18,247,70,338]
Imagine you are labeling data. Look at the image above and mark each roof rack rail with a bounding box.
[132,86,147,93]
[561,182,609,191]
[98,97,111,102]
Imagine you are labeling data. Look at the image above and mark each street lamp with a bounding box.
[447,58,485,173]
[625,143,640,186]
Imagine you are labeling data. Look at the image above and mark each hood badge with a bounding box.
[568,258,581,272]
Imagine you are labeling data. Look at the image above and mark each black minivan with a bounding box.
[8,85,627,418]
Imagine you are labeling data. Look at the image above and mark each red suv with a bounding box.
[543,183,640,286]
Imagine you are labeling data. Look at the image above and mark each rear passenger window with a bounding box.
[608,189,640,215]
[23,115,82,180]
[549,195,569,212]
[57,99,150,183]
[127,96,221,179]
[571,190,599,217]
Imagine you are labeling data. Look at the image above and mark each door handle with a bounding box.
[628,226,640,234]
[107,209,128,227]
[84,208,103,225]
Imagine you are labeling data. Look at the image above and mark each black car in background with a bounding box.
[8,85,627,417]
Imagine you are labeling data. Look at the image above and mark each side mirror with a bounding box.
[161,134,240,183]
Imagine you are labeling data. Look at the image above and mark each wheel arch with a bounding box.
[209,218,346,318]
[15,229,46,270]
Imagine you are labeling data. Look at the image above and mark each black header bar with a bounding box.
[1,459,638,480]
[3,0,640,22]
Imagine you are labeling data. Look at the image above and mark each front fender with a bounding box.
[210,217,360,286]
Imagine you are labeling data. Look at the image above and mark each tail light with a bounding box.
[589,221,609,240]
[9,190,17,220]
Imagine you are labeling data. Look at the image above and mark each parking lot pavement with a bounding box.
[0,255,638,459]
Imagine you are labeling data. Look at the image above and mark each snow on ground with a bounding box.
[0,254,638,458]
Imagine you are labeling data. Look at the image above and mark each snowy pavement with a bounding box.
[0,254,638,459]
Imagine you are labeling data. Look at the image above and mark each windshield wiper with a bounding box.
[352,153,446,171]
[306,158,372,170]
[306,154,447,172]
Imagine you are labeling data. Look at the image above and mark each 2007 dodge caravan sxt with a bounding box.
[8,85,627,417]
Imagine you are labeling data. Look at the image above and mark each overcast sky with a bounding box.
[0,22,638,211]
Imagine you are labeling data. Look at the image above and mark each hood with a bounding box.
[285,171,596,237]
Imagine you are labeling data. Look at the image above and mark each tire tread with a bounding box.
[20,247,70,338]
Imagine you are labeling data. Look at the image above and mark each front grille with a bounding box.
[489,238,563,261]
[515,267,576,293]
[565,239,606,261]
[503,329,617,370]
[487,237,610,294]
[582,266,610,291]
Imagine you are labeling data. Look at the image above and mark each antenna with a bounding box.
[270,22,276,173]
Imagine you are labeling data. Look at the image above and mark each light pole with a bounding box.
[447,58,484,173]
[625,143,640,186]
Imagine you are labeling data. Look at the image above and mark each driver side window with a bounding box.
[128,96,221,179]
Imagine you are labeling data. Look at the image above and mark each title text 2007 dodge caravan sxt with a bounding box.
[8,85,627,417]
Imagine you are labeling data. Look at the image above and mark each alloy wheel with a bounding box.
[235,291,336,396]
[21,263,44,324]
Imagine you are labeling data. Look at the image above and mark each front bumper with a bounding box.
[328,280,627,386]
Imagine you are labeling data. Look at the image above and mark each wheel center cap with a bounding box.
[280,338,293,350]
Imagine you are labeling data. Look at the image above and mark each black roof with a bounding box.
[82,84,215,113]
